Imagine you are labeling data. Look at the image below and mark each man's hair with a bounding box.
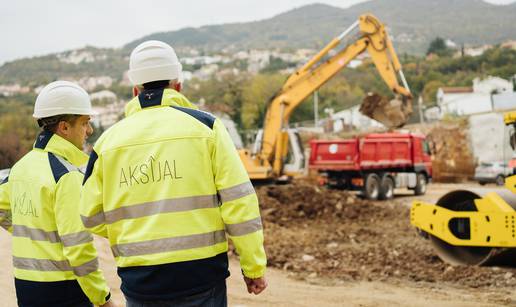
[142,80,171,90]
[38,114,81,132]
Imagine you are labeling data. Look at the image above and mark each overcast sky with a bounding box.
[0,0,514,64]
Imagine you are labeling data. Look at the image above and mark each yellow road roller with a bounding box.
[411,111,516,265]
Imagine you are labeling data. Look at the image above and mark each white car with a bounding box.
[474,162,512,186]
[0,169,9,182]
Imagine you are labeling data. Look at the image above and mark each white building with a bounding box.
[90,90,117,102]
[67,76,114,91]
[215,68,240,80]
[501,40,516,50]
[331,105,384,132]
[234,51,249,60]
[436,76,515,117]
[247,50,271,74]
[57,50,107,64]
[91,101,125,128]
[193,64,219,80]
[493,92,516,111]
[462,45,493,57]
[0,84,30,96]
[182,71,193,82]
[182,55,230,66]
[468,112,514,164]
[473,76,513,94]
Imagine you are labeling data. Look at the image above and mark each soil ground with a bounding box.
[0,182,513,306]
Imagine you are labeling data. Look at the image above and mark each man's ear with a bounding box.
[56,120,70,136]
[132,86,139,97]
[173,82,182,92]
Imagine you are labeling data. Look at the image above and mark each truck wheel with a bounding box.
[379,175,394,200]
[414,173,427,196]
[363,173,380,200]
[495,175,505,186]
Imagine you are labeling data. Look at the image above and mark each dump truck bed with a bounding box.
[309,133,426,172]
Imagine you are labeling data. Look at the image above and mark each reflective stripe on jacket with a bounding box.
[81,88,266,300]
[0,131,110,306]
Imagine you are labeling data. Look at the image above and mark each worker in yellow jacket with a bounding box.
[0,81,114,307]
[80,40,267,307]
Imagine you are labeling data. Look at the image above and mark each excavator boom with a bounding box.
[241,14,413,180]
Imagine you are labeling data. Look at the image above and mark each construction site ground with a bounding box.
[0,182,514,306]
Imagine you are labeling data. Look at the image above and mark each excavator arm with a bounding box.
[242,14,413,179]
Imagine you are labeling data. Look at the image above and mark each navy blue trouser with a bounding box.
[125,282,227,307]
[15,278,92,307]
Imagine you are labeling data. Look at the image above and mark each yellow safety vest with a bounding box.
[80,88,266,300]
[0,132,110,306]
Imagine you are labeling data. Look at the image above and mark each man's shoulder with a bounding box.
[48,152,82,183]
[9,150,78,185]
[171,106,217,130]
[93,117,131,150]
[10,149,44,172]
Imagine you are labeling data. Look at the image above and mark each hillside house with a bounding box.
[436,76,515,116]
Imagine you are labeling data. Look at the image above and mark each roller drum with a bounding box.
[429,189,516,266]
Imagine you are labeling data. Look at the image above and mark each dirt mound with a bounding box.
[426,120,476,182]
[359,93,412,129]
[258,181,391,225]
[256,181,516,291]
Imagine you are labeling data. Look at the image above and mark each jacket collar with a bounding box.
[125,88,198,117]
[34,131,89,167]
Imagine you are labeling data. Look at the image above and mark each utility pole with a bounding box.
[314,91,319,127]
[418,95,425,124]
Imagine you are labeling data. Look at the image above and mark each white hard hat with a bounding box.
[33,81,95,118]
[128,40,182,86]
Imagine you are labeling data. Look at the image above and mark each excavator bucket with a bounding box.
[359,93,413,128]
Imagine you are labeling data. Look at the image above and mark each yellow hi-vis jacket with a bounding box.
[0,131,110,306]
[80,88,266,300]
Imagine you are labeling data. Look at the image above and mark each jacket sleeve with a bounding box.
[80,150,108,238]
[212,119,267,279]
[55,171,110,305]
[0,177,12,233]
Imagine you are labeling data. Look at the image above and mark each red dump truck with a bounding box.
[309,133,432,200]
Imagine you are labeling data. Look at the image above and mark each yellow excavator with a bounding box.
[239,14,413,181]
[411,111,516,265]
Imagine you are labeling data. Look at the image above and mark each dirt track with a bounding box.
[0,182,514,306]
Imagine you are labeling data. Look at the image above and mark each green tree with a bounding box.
[0,103,39,168]
[241,73,285,129]
[422,80,445,105]
[427,37,453,57]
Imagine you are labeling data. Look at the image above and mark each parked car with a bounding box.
[474,162,512,186]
